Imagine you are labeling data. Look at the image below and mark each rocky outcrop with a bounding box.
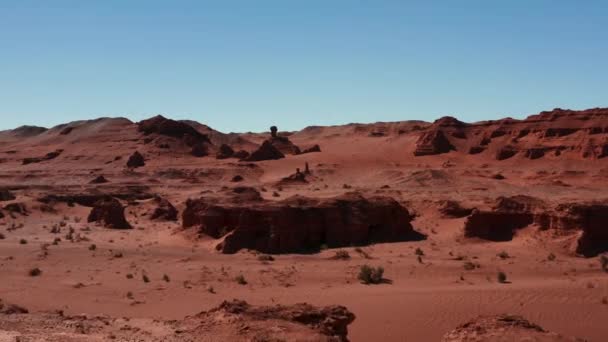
[414,108,608,160]
[245,141,285,161]
[0,299,355,342]
[87,198,132,229]
[127,151,145,168]
[464,209,533,241]
[0,189,16,201]
[22,150,63,165]
[138,115,212,156]
[150,197,178,221]
[438,200,473,218]
[414,129,455,156]
[203,300,356,341]
[301,144,322,154]
[442,314,585,342]
[182,191,423,254]
[536,202,608,257]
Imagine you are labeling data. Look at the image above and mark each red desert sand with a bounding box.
[0,108,607,341]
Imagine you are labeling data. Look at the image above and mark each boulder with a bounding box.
[150,197,178,221]
[191,143,209,157]
[182,192,423,254]
[127,151,145,168]
[216,144,235,159]
[87,198,132,229]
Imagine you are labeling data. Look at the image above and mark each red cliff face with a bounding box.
[536,202,608,257]
[182,191,423,254]
[414,108,608,160]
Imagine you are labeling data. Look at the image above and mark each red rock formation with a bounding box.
[536,202,608,257]
[87,198,132,229]
[138,115,212,156]
[22,150,63,165]
[150,197,178,221]
[204,299,356,341]
[245,141,285,161]
[414,108,608,160]
[464,209,534,241]
[413,129,455,156]
[126,151,145,168]
[182,192,423,254]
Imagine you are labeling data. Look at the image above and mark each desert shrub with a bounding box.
[257,254,275,262]
[358,265,384,284]
[547,253,556,261]
[88,244,97,251]
[497,251,510,259]
[235,274,247,285]
[497,271,508,283]
[463,261,477,270]
[333,250,351,260]
[29,267,42,277]
[162,274,170,282]
[142,274,150,283]
[600,254,608,272]
[19,238,27,245]
[0,233,5,239]
[354,247,371,259]
[415,248,424,256]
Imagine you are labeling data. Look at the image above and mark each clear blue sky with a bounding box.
[1,1,607,132]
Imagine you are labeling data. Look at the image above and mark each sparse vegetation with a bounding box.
[0,233,5,239]
[29,267,42,277]
[354,247,371,259]
[415,248,424,256]
[88,244,97,251]
[497,251,510,259]
[547,253,556,261]
[333,250,351,260]
[142,274,150,283]
[257,254,275,262]
[162,274,170,282]
[235,274,247,285]
[600,254,608,272]
[126,273,134,279]
[19,238,27,245]
[358,265,384,284]
[497,271,508,283]
[463,261,479,270]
